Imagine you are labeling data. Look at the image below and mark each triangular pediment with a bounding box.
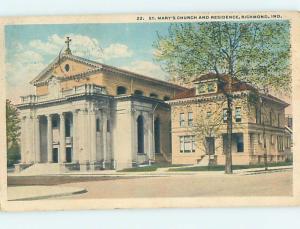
[30,54,102,85]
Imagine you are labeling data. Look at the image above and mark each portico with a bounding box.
[15,38,187,173]
[17,83,114,171]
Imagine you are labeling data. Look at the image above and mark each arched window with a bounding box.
[137,115,144,154]
[117,86,127,95]
[134,90,144,96]
[163,96,170,101]
[150,93,158,99]
[154,117,160,154]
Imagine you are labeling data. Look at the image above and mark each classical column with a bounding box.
[47,114,53,163]
[59,113,66,163]
[147,113,154,160]
[20,116,26,163]
[72,110,78,162]
[90,110,97,165]
[34,116,41,163]
[102,111,107,168]
[26,116,34,163]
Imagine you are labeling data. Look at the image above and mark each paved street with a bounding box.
[54,170,292,199]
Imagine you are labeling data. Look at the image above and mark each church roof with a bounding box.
[30,53,187,91]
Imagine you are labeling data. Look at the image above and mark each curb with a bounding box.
[238,167,292,176]
[9,188,87,201]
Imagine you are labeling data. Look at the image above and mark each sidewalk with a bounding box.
[9,165,292,177]
[8,185,87,201]
[234,165,292,175]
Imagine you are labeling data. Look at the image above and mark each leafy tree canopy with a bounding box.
[6,99,20,146]
[154,21,291,94]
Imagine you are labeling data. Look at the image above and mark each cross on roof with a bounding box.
[64,36,72,55]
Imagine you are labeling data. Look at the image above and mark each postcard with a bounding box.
[0,11,299,211]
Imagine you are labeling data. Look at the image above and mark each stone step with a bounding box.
[155,153,171,164]
[20,163,68,175]
[197,155,210,166]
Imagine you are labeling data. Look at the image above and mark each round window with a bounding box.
[64,64,70,72]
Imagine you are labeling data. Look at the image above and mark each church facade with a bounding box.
[16,39,187,171]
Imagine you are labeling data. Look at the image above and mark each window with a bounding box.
[286,136,290,148]
[235,107,241,122]
[179,113,185,127]
[150,93,158,99]
[65,118,71,137]
[192,136,196,152]
[256,107,261,124]
[197,84,206,94]
[236,134,244,153]
[277,136,284,152]
[134,90,143,96]
[207,83,215,92]
[207,111,212,118]
[52,119,58,128]
[270,135,275,144]
[96,118,100,132]
[180,135,195,153]
[223,109,228,123]
[64,64,70,72]
[287,117,292,128]
[107,120,110,132]
[117,86,127,95]
[188,112,193,126]
[258,134,262,144]
[163,96,170,101]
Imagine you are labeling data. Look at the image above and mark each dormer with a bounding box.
[193,73,223,95]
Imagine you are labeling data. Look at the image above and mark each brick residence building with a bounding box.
[168,73,292,166]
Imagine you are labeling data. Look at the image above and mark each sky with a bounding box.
[5,23,172,103]
[4,22,292,114]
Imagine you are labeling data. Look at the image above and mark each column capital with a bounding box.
[72,109,79,114]
[59,112,66,119]
[46,113,53,118]
[35,115,41,120]
[78,108,88,114]
[89,110,97,115]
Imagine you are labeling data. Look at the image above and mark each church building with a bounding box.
[16,37,188,172]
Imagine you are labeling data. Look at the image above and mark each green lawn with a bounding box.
[168,161,293,172]
[117,161,292,172]
[117,163,184,172]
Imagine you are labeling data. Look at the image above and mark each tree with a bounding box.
[7,142,20,167]
[190,102,224,161]
[6,99,21,167]
[154,21,291,174]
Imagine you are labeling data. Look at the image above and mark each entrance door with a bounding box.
[66,147,72,163]
[137,115,144,154]
[206,137,215,155]
[154,117,160,154]
[52,148,58,163]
